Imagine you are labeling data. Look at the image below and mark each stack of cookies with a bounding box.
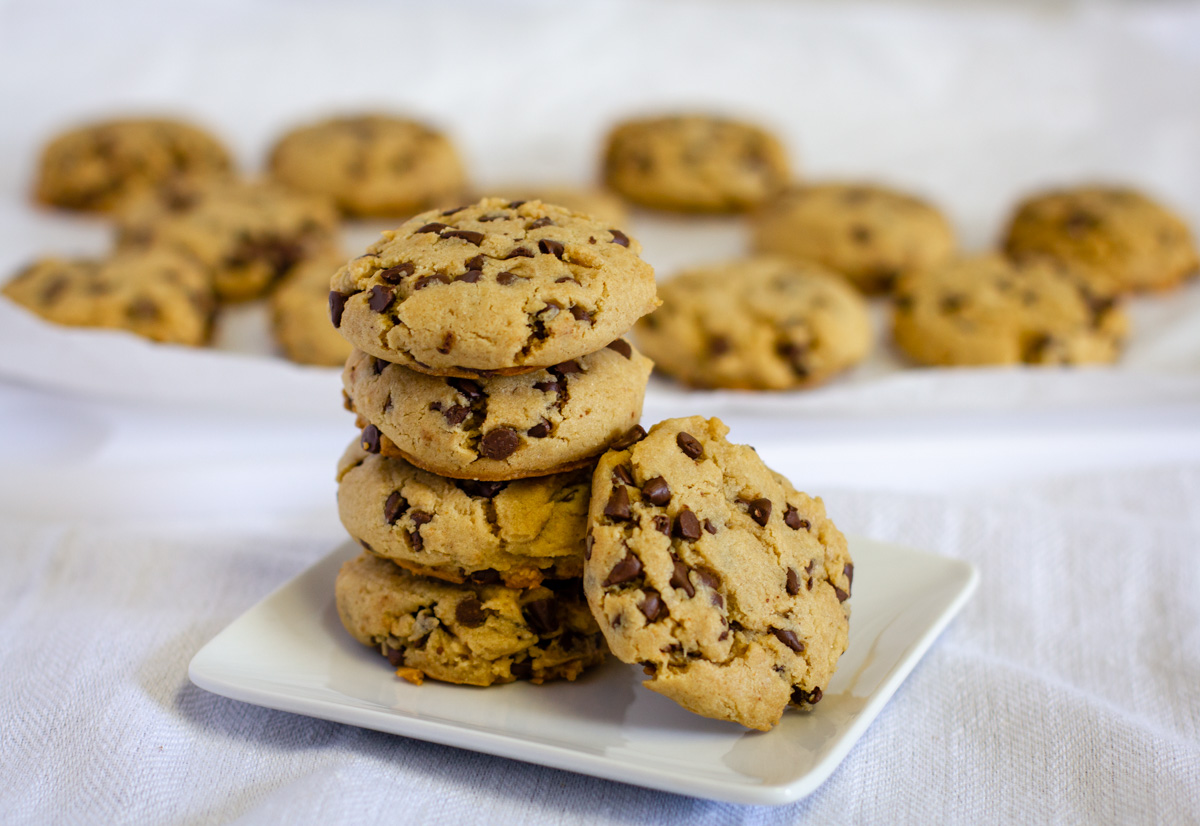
[330,197,658,687]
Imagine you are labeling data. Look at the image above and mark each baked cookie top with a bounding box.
[34,117,232,212]
[584,416,852,731]
[602,114,790,213]
[3,247,215,346]
[270,251,354,367]
[117,178,340,302]
[482,186,629,227]
[1003,185,1199,293]
[337,441,591,588]
[330,197,658,376]
[891,254,1129,366]
[344,340,652,480]
[268,114,466,217]
[633,257,871,390]
[336,551,606,687]
[752,182,956,293]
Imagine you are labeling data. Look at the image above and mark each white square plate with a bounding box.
[189,536,978,806]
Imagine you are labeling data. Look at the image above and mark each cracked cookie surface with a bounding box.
[583,416,852,731]
[330,197,657,376]
[602,114,790,213]
[344,340,652,480]
[337,440,591,588]
[1003,185,1199,293]
[633,257,871,390]
[270,250,354,366]
[891,254,1129,366]
[269,114,466,217]
[751,182,956,294]
[116,178,340,302]
[34,117,231,212]
[336,551,606,686]
[3,247,215,346]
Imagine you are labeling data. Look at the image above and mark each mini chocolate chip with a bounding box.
[747,498,772,526]
[551,360,583,376]
[523,598,559,635]
[468,568,502,584]
[844,563,854,589]
[503,247,534,259]
[456,480,505,499]
[785,568,801,596]
[711,591,724,608]
[379,262,415,283]
[496,271,523,286]
[784,506,808,530]
[463,255,484,270]
[709,336,731,356]
[696,569,721,590]
[368,285,394,312]
[639,590,666,622]
[538,239,565,259]
[415,222,449,234]
[510,659,533,679]
[670,557,695,597]
[607,339,632,359]
[608,465,631,485]
[527,420,551,438]
[442,404,469,426]
[604,486,633,521]
[603,551,643,587]
[442,205,469,216]
[458,270,482,283]
[642,476,671,506]
[772,628,805,653]
[532,380,561,394]
[674,509,702,542]
[525,217,553,230]
[610,229,630,247]
[507,200,526,209]
[480,428,521,460]
[703,519,718,535]
[792,686,823,705]
[610,425,647,450]
[570,305,593,323]
[386,646,404,667]
[443,229,484,246]
[834,584,850,602]
[361,425,381,454]
[410,510,432,527]
[437,333,454,354]
[455,597,486,628]
[447,377,483,400]
[585,533,594,560]
[676,432,703,459]
[329,291,347,327]
[384,491,408,524]
[371,357,387,375]
[413,274,450,290]
[653,515,670,534]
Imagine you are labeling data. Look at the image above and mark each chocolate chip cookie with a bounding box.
[751,182,956,293]
[3,247,215,346]
[34,117,232,212]
[344,340,652,480]
[117,178,340,302]
[891,254,1129,366]
[268,114,467,217]
[1003,185,1198,293]
[583,416,852,731]
[270,250,354,367]
[330,197,658,377]
[633,257,871,390]
[336,551,606,686]
[602,114,791,213]
[338,440,591,588]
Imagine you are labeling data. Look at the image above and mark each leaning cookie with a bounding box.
[583,416,852,731]
[337,440,590,588]
[602,114,790,213]
[34,117,232,212]
[330,198,657,377]
[634,257,871,390]
[891,254,1128,366]
[268,114,467,217]
[270,251,354,367]
[3,247,215,346]
[336,551,606,686]
[1003,185,1199,293]
[344,341,652,480]
[752,182,956,293]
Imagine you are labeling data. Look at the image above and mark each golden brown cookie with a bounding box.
[483,186,629,226]
[270,251,354,367]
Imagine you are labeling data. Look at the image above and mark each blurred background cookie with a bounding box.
[269,251,354,366]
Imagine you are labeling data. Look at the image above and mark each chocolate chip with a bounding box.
[584,533,594,560]
[550,360,583,376]
[670,557,695,597]
[368,285,394,312]
[785,568,801,596]
[569,305,593,323]
[610,425,647,450]
[468,568,501,584]
[703,519,718,535]
[458,270,482,283]
[523,598,559,635]
[361,425,381,454]
[453,481,503,501]
[415,222,449,234]
[414,274,450,290]
[941,293,966,313]
[652,515,670,535]
[792,686,823,705]
[386,646,404,667]
[455,597,486,628]
[642,476,671,506]
[510,659,533,679]
[676,432,703,459]
[437,333,455,355]
[503,247,533,259]
[443,229,484,246]
[410,510,432,527]
[379,262,415,283]
[370,357,387,375]
[639,590,666,622]
[525,217,553,230]
[710,591,724,608]
[329,291,347,327]
[607,339,632,359]
[709,336,730,356]
[611,465,633,486]
[538,239,565,259]
[532,380,561,395]
[747,498,772,526]
[610,229,630,247]
[844,563,854,589]
[602,551,643,586]
[696,569,720,591]
[384,491,408,524]
[442,205,469,216]
[526,420,551,438]
[784,506,810,530]
[674,509,701,542]
[604,486,633,521]
[496,271,523,286]
[480,428,521,460]
[1064,210,1099,237]
[447,378,482,400]
[772,628,805,653]
[441,404,469,426]
[507,200,526,209]
[834,584,850,602]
